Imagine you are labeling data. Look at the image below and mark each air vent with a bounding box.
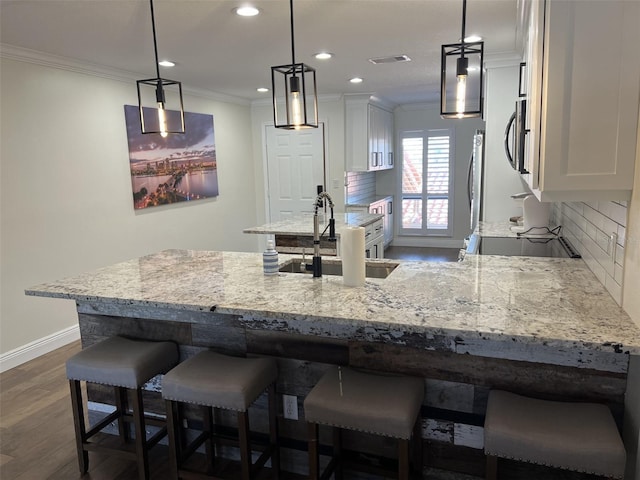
[368,55,411,65]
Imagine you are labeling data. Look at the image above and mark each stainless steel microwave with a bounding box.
[504,98,528,174]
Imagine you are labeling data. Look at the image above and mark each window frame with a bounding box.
[398,128,455,237]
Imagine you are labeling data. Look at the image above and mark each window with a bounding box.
[400,129,453,236]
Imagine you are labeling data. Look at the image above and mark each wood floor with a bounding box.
[384,247,461,262]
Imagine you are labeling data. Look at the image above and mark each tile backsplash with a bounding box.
[551,201,628,305]
[345,171,376,204]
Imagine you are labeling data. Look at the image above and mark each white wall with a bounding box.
[482,64,529,222]
[0,55,259,358]
[382,103,485,247]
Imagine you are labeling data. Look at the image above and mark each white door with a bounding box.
[265,124,325,222]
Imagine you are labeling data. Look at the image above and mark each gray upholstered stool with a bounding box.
[304,366,424,480]
[484,390,626,479]
[162,350,280,480]
[66,336,179,480]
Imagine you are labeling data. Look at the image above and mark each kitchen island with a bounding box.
[26,250,640,477]
[244,212,385,258]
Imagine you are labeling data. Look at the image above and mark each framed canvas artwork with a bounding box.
[124,105,218,210]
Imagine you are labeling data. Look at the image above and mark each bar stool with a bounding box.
[484,390,626,479]
[66,336,179,480]
[304,366,424,480]
[162,350,280,480]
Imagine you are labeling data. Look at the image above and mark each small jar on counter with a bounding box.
[263,240,279,275]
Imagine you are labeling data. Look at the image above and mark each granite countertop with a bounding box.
[243,212,383,236]
[475,221,561,238]
[345,195,392,209]
[26,249,640,358]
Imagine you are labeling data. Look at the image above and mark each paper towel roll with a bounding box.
[342,226,365,287]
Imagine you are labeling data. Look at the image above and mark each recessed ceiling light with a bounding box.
[314,52,333,60]
[158,60,175,67]
[349,77,363,84]
[464,35,482,42]
[257,87,269,93]
[235,6,260,17]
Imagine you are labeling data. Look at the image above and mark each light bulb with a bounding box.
[290,91,302,128]
[157,102,168,138]
[456,74,467,118]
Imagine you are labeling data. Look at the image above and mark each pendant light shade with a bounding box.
[440,0,484,119]
[137,0,185,136]
[271,0,318,129]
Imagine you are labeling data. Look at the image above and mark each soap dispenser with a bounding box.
[263,240,279,275]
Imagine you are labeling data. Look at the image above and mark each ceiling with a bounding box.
[0,0,522,105]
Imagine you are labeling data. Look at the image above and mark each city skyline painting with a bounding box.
[124,105,218,210]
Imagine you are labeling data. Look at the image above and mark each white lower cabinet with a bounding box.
[346,197,393,256]
[368,197,394,248]
[365,219,385,259]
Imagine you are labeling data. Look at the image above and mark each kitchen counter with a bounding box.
[345,195,392,209]
[26,249,640,359]
[26,249,637,473]
[475,220,559,238]
[243,212,383,236]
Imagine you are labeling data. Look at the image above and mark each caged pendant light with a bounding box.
[440,0,484,119]
[271,0,318,130]
[137,0,185,136]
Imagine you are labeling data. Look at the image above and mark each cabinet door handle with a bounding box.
[388,152,394,166]
[388,201,393,214]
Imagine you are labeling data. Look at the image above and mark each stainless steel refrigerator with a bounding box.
[467,129,485,235]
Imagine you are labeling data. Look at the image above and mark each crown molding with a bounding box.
[0,43,250,106]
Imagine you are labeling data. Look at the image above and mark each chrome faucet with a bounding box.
[306,192,336,277]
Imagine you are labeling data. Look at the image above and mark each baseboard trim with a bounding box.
[0,325,80,373]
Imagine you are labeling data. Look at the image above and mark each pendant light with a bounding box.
[136,0,185,136]
[271,0,318,129]
[440,0,484,119]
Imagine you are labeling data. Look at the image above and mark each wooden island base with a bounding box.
[78,306,628,479]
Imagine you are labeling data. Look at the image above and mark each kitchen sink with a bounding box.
[278,258,399,279]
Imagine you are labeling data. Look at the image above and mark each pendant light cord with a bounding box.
[460,0,467,58]
[290,0,296,69]
[149,0,161,80]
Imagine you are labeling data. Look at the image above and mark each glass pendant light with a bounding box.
[440,0,484,119]
[271,0,318,129]
[136,0,185,136]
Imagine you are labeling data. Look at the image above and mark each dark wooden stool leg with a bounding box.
[69,380,89,474]
[333,427,343,480]
[238,410,251,480]
[486,454,498,480]
[203,406,215,474]
[412,417,423,476]
[399,438,410,480]
[131,388,149,480]
[268,384,280,479]
[115,386,130,442]
[165,399,179,478]
[307,422,319,480]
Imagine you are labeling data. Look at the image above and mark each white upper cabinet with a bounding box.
[522,0,639,201]
[345,96,395,172]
